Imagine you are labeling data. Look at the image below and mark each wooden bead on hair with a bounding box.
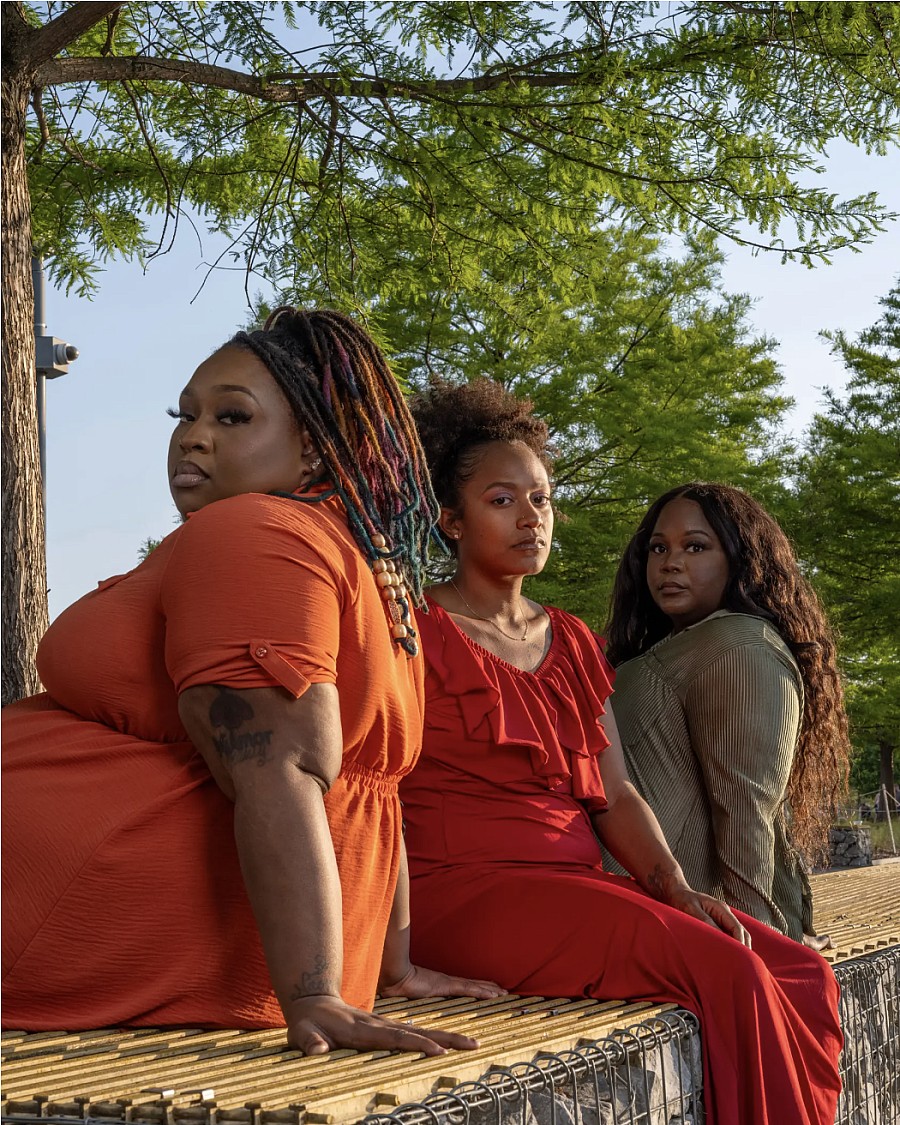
[369,532,417,656]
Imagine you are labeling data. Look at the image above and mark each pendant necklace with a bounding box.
[449,578,529,642]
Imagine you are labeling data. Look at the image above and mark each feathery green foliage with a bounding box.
[26,1,900,303]
[19,2,900,737]
[352,226,790,627]
[137,536,162,562]
[788,285,900,775]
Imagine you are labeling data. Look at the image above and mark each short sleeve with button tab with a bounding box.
[161,493,345,698]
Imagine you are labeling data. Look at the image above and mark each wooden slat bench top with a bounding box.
[2,996,680,1124]
[3,863,896,1125]
[811,862,900,962]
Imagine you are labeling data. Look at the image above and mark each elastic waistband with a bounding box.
[337,759,405,795]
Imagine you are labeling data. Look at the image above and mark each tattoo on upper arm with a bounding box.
[289,954,339,1001]
[209,686,255,729]
[208,686,273,766]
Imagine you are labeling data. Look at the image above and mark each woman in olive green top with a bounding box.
[605,482,851,945]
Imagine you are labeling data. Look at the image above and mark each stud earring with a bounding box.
[301,456,322,481]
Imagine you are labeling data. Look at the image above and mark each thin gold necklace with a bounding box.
[449,578,529,642]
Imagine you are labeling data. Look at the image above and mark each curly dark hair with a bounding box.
[409,378,552,517]
[605,481,850,860]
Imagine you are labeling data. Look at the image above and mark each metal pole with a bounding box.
[32,255,47,510]
[882,784,897,854]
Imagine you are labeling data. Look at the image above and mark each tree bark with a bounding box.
[2,6,47,705]
[35,54,590,101]
[23,2,124,69]
[878,740,896,821]
[2,0,123,706]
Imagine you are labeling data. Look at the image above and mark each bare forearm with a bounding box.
[177,684,494,1051]
[378,837,412,990]
[593,784,689,899]
[233,764,344,1017]
[593,716,750,946]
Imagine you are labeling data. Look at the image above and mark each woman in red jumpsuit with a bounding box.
[400,378,842,1125]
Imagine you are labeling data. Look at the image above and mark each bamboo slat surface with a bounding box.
[2,996,676,1125]
[811,862,900,962]
[3,862,897,1125]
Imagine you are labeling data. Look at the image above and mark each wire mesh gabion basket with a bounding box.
[359,1008,704,1125]
[833,945,900,1125]
[359,945,900,1125]
[1,947,896,1125]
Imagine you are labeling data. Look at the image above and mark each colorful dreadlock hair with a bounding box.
[227,308,440,653]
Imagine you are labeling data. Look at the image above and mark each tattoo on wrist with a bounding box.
[289,955,339,1001]
[208,686,272,766]
[646,863,671,901]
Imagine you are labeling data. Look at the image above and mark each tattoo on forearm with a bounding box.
[208,686,272,766]
[646,863,667,901]
[289,955,338,1000]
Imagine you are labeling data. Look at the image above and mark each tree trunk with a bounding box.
[878,740,896,821]
[2,52,48,705]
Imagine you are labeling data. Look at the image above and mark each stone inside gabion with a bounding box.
[828,826,873,869]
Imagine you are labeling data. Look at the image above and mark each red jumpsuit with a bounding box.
[400,598,841,1125]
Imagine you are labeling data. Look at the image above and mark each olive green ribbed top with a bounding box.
[608,610,813,942]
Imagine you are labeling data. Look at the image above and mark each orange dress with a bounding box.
[2,491,424,1029]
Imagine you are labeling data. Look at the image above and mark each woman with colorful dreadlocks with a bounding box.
[1,309,501,1052]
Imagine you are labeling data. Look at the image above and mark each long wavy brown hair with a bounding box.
[605,481,850,861]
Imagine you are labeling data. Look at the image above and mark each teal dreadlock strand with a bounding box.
[225,309,438,655]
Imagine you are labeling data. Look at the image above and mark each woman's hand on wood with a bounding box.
[287,994,482,1056]
[380,963,505,1001]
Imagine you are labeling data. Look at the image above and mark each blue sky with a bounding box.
[41,136,898,619]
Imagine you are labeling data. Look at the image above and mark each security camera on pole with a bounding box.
[32,254,78,510]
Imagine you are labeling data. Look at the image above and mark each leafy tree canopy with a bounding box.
[25,0,900,309]
[325,224,790,626]
[137,536,162,562]
[789,284,900,753]
[5,1,899,705]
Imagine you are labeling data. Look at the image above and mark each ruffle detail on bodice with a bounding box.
[420,597,615,807]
